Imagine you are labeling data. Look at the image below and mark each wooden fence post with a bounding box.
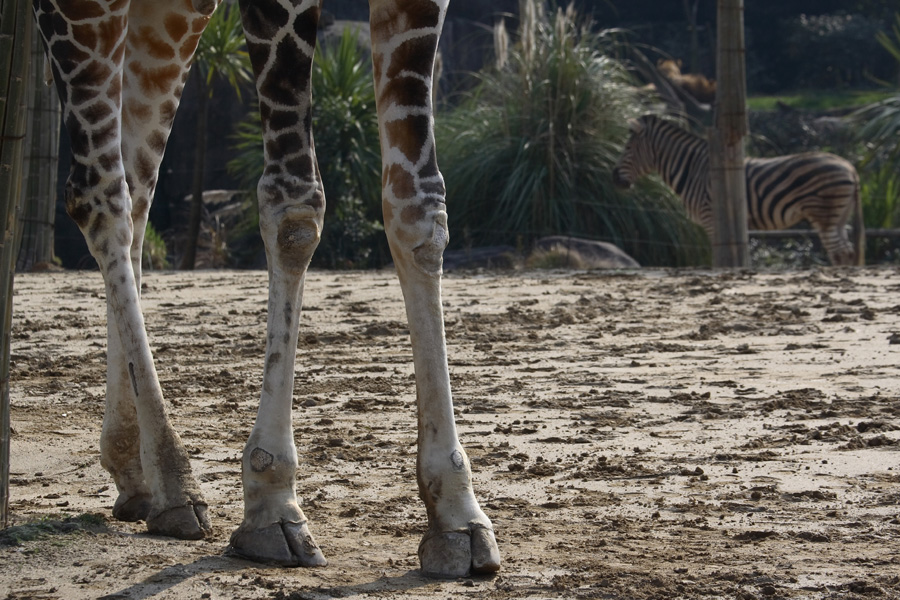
[709,0,749,268]
[17,30,60,271]
[1,0,32,529]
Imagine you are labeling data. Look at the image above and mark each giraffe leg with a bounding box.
[226,0,326,567]
[370,0,500,578]
[101,314,152,522]
[33,0,211,539]
[101,200,155,522]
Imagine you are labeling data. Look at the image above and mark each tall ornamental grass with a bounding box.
[437,0,708,266]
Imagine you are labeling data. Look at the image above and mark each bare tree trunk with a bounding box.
[0,0,32,529]
[179,83,210,271]
[16,31,60,271]
[709,0,748,268]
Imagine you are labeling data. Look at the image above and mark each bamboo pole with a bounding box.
[709,0,748,268]
[0,0,32,529]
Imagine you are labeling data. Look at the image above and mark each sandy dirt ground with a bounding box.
[2,266,899,599]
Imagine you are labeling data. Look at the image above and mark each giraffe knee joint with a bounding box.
[275,216,321,271]
[410,212,449,275]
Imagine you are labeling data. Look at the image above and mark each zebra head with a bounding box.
[613,116,657,189]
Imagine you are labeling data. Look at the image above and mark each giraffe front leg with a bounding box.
[226,172,326,567]
[100,199,155,522]
[388,205,501,578]
[227,0,326,567]
[101,317,152,522]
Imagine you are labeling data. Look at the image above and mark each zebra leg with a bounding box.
[817,225,854,266]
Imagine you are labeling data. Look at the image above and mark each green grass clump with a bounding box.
[0,513,109,547]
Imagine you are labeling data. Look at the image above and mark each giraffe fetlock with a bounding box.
[228,440,326,567]
[100,397,152,522]
[141,430,211,540]
[416,447,501,578]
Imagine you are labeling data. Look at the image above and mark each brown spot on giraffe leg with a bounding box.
[250,448,274,472]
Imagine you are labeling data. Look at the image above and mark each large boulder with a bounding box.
[531,236,639,269]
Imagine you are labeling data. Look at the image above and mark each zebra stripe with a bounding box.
[612,115,863,266]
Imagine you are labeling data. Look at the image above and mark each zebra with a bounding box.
[612,115,864,265]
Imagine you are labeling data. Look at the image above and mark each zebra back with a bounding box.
[744,153,858,233]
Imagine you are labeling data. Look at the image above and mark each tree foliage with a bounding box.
[851,12,900,233]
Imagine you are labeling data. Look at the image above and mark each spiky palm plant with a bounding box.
[437,0,708,266]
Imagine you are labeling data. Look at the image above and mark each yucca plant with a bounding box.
[227,28,384,268]
[437,0,708,266]
[312,29,384,268]
[861,162,900,229]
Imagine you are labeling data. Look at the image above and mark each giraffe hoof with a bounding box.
[147,503,211,540]
[226,520,327,567]
[112,493,152,522]
[418,525,501,578]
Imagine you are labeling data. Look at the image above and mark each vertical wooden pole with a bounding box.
[0,0,32,529]
[17,31,60,271]
[709,0,748,268]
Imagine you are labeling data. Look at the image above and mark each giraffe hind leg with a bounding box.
[34,0,210,539]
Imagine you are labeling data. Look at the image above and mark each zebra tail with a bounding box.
[852,180,865,266]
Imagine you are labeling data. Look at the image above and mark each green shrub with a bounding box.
[143,221,170,270]
[436,0,708,266]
